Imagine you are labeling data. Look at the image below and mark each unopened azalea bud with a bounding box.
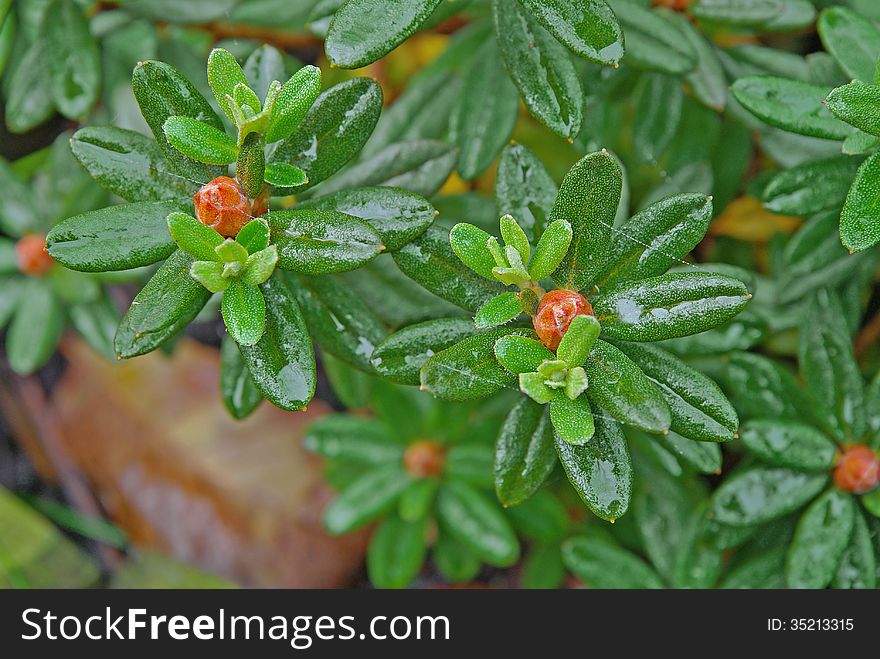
[533,289,593,351]
[403,440,446,478]
[834,445,880,494]
[193,176,252,237]
[16,234,53,276]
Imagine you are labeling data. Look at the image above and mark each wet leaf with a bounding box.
[786,489,855,589]
[495,398,556,506]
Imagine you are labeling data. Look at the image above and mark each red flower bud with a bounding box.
[833,445,880,494]
[403,440,446,478]
[15,234,54,276]
[193,176,252,238]
[533,289,594,351]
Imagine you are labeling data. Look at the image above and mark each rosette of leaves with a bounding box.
[0,134,118,374]
[304,382,520,588]
[372,148,751,521]
[44,46,438,416]
[729,6,880,253]
[711,289,880,589]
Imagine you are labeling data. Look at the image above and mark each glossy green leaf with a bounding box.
[446,444,494,488]
[740,420,837,471]
[495,143,557,241]
[557,314,600,369]
[491,336,550,376]
[833,510,877,589]
[433,533,481,584]
[506,490,570,543]
[398,479,439,523]
[163,117,237,165]
[731,76,851,141]
[46,201,180,272]
[593,272,751,342]
[324,465,411,534]
[555,412,632,521]
[167,211,223,262]
[549,393,595,445]
[119,0,237,23]
[673,12,727,111]
[70,127,198,202]
[609,0,695,74]
[762,156,862,216]
[395,227,506,311]
[494,0,583,139]
[551,150,622,290]
[235,132,265,198]
[243,44,285,104]
[657,431,722,474]
[420,327,534,401]
[710,466,828,527]
[495,398,556,506]
[519,0,624,66]
[435,479,519,567]
[613,341,738,442]
[265,65,322,143]
[786,489,855,589]
[818,6,880,84]
[220,280,265,346]
[841,151,880,252]
[633,73,684,163]
[240,246,278,286]
[692,0,793,27]
[132,60,225,183]
[825,81,880,137]
[219,334,262,420]
[236,219,270,254]
[325,0,442,68]
[0,159,38,235]
[4,39,54,134]
[584,339,671,434]
[115,250,211,358]
[207,47,249,122]
[238,273,316,411]
[474,291,521,329]
[562,537,663,588]
[6,279,63,374]
[46,0,100,119]
[268,209,382,274]
[449,42,519,181]
[272,78,382,191]
[521,543,566,589]
[721,549,786,589]
[367,514,427,589]
[449,223,497,281]
[528,220,572,282]
[304,415,401,465]
[371,317,475,386]
[263,162,307,188]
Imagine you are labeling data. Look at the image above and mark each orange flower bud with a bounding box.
[15,234,54,276]
[533,289,594,351]
[403,440,446,478]
[834,445,880,494]
[193,176,253,238]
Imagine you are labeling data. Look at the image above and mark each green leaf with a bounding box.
[673,12,727,111]
[710,466,828,527]
[325,0,442,68]
[555,413,632,521]
[163,117,238,165]
[449,223,497,281]
[557,313,601,369]
[132,60,225,183]
[692,0,798,27]
[268,209,382,274]
[394,227,506,311]
[0,159,37,235]
[46,0,99,119]
[219,334,262,420]
[207,47,249,122]
[786,489,855,589]
[6,279,63,374]
[367,514,427,589]
[825,81,880,137]
[0,277,22,330]
[721,549,786,589]
[496,143,557,241]
[298,186,434,252]
[493,0,583,139]
[818,6,880,84]
[657,431,722,474]
[499,215,531,266]
[371,317,475,386]
[240,246,278,286]
[730,76,851,141]
[243,44,285,104]
[304,415,401,465]
[495,398,556,506]
[433,533,481,583]
[119,0,237,23]
[519,372,556,404]
[115,250,211,358]
[562,537,663,588]
[549,393,595,445]
[446,444,494,488]
[66,296,117,362]
[494,334,555,374]
[528,219,572,281]
[398,479,439,522]
[474,291,521,329]
[290,273,387,372]
[632,73,683,162]
[46,201,180,272]
[833,510,877,589]
[551,150,622,290]
[167,211,223,262]
[450,42,519,181]
[594,272,750,342]
[612,341,738,442]
[263,162,307,188]
[519,0,624,66]
[521,543,566,589]
[506,490,569,542]
[235,132,265,198]
[609,0,695,74]
[70,127,198,202]
[4,39,54,134]
[799,289,866,441]
[420,327,534,401]
[265,65,322,143]
[324,465,411,534]
[841,151,880,252]
[435,479,520,567]
[189,261,229,293]
[272,78,382,191]
[239,273,316,411]
[741,420,837,471]
[762,156,862,216]
[236,219,270,254]
[584,339,671,434]
[221,280,265,347]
